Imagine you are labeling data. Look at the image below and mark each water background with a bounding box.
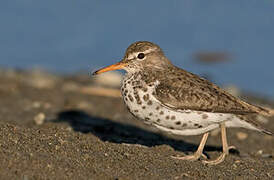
[1,1,274,98]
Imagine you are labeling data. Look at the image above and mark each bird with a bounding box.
[92,41,274,165]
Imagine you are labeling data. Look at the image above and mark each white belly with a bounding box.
[121,75,260,136]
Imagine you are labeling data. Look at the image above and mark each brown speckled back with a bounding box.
[139,65,269,115]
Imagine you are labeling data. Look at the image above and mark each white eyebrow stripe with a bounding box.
[127,47,158,60]
[143,47,158,54]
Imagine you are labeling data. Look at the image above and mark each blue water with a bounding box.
[0,1,274,97]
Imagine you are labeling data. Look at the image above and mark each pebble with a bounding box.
[256,150,263,155]
[34,113,45,125]
[236,132,248,140]
[32,101,41,108]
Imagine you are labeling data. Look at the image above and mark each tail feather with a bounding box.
[247,118,273,136]
[253,106,274,117]
[261,129,273,136]
[240,100,274,117]
[236,115,274,136]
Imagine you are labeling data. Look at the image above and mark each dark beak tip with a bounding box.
[91,71,98,76]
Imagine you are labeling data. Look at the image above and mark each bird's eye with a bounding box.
[137,53,145,59]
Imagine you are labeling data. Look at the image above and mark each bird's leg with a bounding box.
[202,123,235,165]
[172,132,209,161]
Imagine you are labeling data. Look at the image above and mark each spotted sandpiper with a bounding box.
[93,41,273,165]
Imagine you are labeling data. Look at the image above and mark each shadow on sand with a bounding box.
[52,110,239,155]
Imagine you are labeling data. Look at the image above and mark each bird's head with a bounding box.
[92,41,171,75]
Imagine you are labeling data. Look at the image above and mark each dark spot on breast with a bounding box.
[143,87,148,92]
[198,125,203,128]
[157,119,161,122]
[143,94,149,101]
[149,112,153,116]
[156,106,160,110]
[126,106,130,112]
[128,94,134,102]
[194,123,199,127]
[166,115,170,120]
[160,111,164,115]
[145,117,150,121]
[171,116,176,120]
[202,114,208,119]
[134,92,142,105]
[147,100,153,105]
[142,106,146,109]
[169,127,175,130]
[175,121,181,125]
[134,110,139,113]
[124,97,128,101]
[182,123,187,127]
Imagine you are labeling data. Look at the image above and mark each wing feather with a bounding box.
[154,67,258,114]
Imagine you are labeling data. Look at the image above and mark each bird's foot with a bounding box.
[172,152,207,161]
[202,146,235,165]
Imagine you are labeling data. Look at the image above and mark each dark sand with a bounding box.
[0,69,273,179]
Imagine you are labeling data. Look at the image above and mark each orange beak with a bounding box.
[92,61,126,75]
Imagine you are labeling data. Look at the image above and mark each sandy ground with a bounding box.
[0,69,273,180]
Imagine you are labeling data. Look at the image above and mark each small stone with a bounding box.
[256,150,263,155]
[34,113,45,125]
[236,132,248,140]
[234,160,241,164]
[32,101,41,108]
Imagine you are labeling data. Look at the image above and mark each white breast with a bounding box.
[121,74,260,136]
